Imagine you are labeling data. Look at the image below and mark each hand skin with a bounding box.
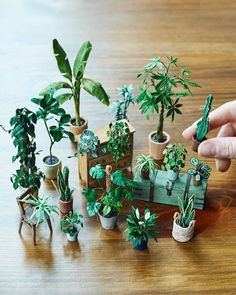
[182,101,236,172]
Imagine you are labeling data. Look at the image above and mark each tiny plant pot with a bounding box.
[59,198,73,214]
[132,239,148,250]
[191,135,207,152]
[167,168,179,182]
[172,212,196,243]
[148,131,170,161]
[98,212,118,230]
[141,169,149,180]
[69,117,88,141]
[193,176,202,186]
[66,232,78,242]
[42,155,61,180]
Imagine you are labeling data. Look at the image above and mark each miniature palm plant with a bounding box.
[9,108,44,193]
[82,164,136,229]
[52,166,74,213]
[187,157,211,186]
[137,57,200,160]
[134,154,158,180]
[112,84,136,121]
[162,143,187,181]
[124,206,158,250]
[192,94,213,151]
[106,121,131,162]
[60,212,83,242]
[40,39,110,135]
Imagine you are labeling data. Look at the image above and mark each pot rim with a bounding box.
[173,212,196,229]
[42,155,61,167]
[59,198,73,203]
[98,211,119,219]
[148,131,170,145]
[70,116,88,128]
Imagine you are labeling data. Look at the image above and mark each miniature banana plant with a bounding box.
[187,157,211,182]
[53,166,74,201]
[195,94,213,142]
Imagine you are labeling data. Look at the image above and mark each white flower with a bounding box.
[144,211,150,220]
[138,221,144,225]
[135,208,140,219]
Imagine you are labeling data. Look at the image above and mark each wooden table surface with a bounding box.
[1,1,236,294]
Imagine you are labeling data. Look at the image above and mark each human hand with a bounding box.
[182,100,236,172]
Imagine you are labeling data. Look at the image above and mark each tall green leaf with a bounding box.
[53,39,72,81]
[39,81,71,96]
[82,78,110,106]
[73,41,92,79]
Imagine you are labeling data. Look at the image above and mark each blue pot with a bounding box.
[132,239,148,250]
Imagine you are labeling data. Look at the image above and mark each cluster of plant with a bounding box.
[124,207,159,247]
[188,157,211,182]
[10,108,44,191]
[53,166,74,202]
[82,164,136,217]
[112,84,136,121]
[106,121,131,162]
[162,143,187,171]
[177,194,195,228]
[60,212,83,237]
[137,57,200,142]
[40,39,110,127]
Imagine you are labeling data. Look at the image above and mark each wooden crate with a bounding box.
[133,170,208,210]
[77,120,135,187]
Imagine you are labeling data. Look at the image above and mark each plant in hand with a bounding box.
[40,39,110,128]
[124,206,158,249]
[10,108,43,191]
[106,121,131,162]
[60,212,83,238]
[162,143,187,171]
[134,154,158,179]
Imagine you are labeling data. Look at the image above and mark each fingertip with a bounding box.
[182,126,195,140]
[215,159,231,172]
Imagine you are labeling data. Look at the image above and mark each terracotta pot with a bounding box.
[148,131,170,160]
[66,232,78,242]
[59,198,73,214]
[42,156,61,180]
[172,212,196,242]
[167,169,179,181]
[69,117,88,141]
[98,212,118,230]
[191,135,207,152]
[193,176,202,186]
[141,169,149,180]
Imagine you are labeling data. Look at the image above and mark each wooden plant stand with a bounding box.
[133,170,208,210]
[77,120,135,187]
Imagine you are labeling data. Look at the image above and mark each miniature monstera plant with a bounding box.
[40,39,110,136]
[187,157,211,186]
[78,129,100,158]
[137,57,200,160]
[192,94,213,152]
[112,84,136,121]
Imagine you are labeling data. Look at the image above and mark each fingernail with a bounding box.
[199,141,216,157]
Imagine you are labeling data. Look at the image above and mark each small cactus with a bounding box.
[195,94,213,142]
[54,166,74,201]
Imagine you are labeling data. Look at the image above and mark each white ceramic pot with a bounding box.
[98,212,118,230]
[42,155,61,180]
[66,232,78,242]
[167,169,179,181]
[148,131,170,160]
[172,212,196,242]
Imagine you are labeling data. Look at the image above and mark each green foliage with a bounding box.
[134,154,157,176]
[178,194,195,228]
[60,212,83,236]
[9,108,43,191]
[187,157,211,181]
[137,57,200,141]
[106,121,131,162]
[82,165,136,217]
[53,166,74,201]
[196,94,213,142]
[41,39,110,126]
[112,84,136,121]
[77,129,100,158]
[31,89,74,163]
[124,207,159,246]
[21,195,59,226]
[162,143,187,171]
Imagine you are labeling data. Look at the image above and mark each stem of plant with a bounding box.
[43,120,54,164]
[156,103,164,141]
[74,86,81,126]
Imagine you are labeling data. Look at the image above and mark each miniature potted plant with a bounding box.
[137,57,200,160]
[192,94,213,152]
[52,166,74,214]
[188,157,211,186]
[162,143,187,181]
[60,212,83,242]
[124,207,158,250]
[82,164,135,230]
[31,90,74,179]
[172,194,196,242]
[9,108,44,195]
[106,121,131,162]
[77,129,100,158]
[40,39,110,138]
[112,84,136,121]
[21,195,59,226]
[134,154,158,180]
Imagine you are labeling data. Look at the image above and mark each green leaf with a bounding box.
[39,81,71,96]
[73,41,92,79]
[82,78,110,106]
[53,39,72,81]
[55,93,72,104]
[89,164,106,180]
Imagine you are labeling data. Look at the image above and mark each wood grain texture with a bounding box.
[1,0,236,294]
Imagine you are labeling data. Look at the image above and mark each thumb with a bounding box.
[198,137,236,159]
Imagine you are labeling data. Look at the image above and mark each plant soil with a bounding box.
[151,133,167,143]
[71,118,85,127]
[44,155,59,165]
